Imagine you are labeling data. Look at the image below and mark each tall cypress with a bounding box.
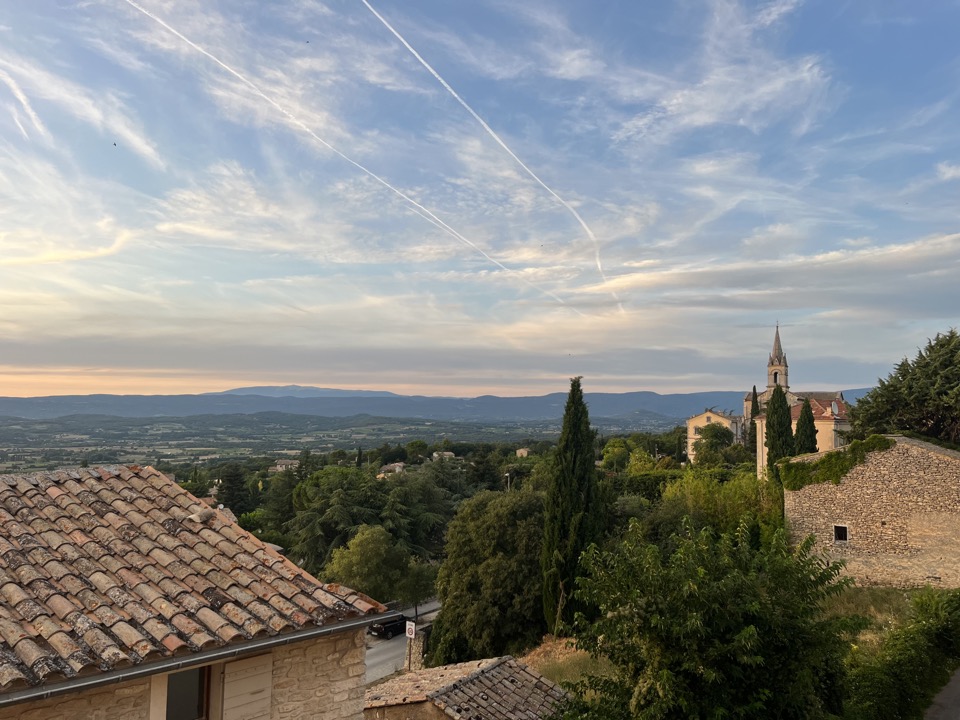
[542,377,602,635]
[765,385,795,474]
[794,398,819,454]
[747,385,759,455]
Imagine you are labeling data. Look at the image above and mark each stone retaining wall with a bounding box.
[784,437,960,587]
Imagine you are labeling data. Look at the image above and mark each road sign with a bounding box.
[405,621,416,639]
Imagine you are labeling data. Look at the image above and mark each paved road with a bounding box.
[926,667,960,719]
[365,601,440,684]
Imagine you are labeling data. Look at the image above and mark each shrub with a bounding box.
[844,589,960,719]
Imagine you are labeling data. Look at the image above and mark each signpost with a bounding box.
[405,621,416,671]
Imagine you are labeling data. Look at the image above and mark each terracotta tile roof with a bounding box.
[0,466,384,693]
[365,656,567,719]
[790,393,849,421]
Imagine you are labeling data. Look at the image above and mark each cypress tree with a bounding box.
[542,377,603,635]
[747,385,759,455]
[794,398,819,454]
[765,385,795,474]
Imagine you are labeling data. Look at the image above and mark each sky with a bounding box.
[0,0,958,398]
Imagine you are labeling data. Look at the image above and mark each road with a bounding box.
[926,667,960,719]
[365,600,440,684]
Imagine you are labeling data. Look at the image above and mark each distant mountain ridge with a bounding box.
[0,386,872,423]
[204,385,401,398]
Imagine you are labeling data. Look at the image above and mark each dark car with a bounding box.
[368,614,408,640]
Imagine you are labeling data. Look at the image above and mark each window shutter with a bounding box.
[222,654,272,720]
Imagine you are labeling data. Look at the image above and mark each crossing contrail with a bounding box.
[117,0,580,314]
[360,0,623,311]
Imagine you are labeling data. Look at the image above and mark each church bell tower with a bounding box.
[767,325,789,391]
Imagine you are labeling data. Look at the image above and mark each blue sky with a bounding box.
[0,0,957,398]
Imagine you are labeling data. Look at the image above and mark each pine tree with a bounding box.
[218,463,253,515]
[747,385,759,455]
[542,377,603,635]
[794,398,819,454]
[765,385,795,474]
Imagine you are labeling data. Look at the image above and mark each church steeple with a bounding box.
[767,325,788,391]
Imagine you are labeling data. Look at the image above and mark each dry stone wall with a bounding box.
[784,437,960,588]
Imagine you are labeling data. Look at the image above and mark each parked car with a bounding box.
[368,614,408,640]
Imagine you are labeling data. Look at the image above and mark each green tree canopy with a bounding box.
[601,438,630,472]
[851,329,960,445]
[542,377,604,634]
[765,385,795,473]
[794,398,819,454]
[218,463,255,516]
[427,489,546,665]
[324,525,409,603]
[289,467,385,573]
[562,520,853,719]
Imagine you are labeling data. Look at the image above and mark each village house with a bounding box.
[268,458,299,474]
[783,436,960,588]
[364,656,566,720]
[0,465,388,720]
[685,409,743,463]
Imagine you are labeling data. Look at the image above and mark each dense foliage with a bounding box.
[850,329,960,445]
[692,422,752,467]
[794,398,819,455]
[427,489,546,664]
[845,589,960,719]
[779,436,895,491]
[288,466,453,574]
[542,377,604,634]
[324,525,409,602]
[561,521,854,720]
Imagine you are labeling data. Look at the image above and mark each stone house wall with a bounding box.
[0,678,151,720]
[364,702,445,720]
[0,628,367,720]
[272,628,367,720]
[784,437,960,587]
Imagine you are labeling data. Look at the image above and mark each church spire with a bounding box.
[769,324,786,366]
[767,325,788,391]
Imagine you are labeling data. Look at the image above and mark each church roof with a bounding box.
[769,325,787,366]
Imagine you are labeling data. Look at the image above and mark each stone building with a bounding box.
[783,437,960,587]
[0,465,388,720]
[364,656,566,720]
[749,326,851,475]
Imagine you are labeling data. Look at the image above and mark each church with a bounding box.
[685,327,851,472]
[749,327,851,475]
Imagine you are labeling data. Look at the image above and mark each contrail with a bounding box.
[117,0,579,313]
[361,0,623,311]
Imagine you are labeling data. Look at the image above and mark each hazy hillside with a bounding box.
[0,386,871,422]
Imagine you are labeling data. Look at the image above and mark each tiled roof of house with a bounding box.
[0,466,383,692]
[791,392,849,421]
[365,656,567,719]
